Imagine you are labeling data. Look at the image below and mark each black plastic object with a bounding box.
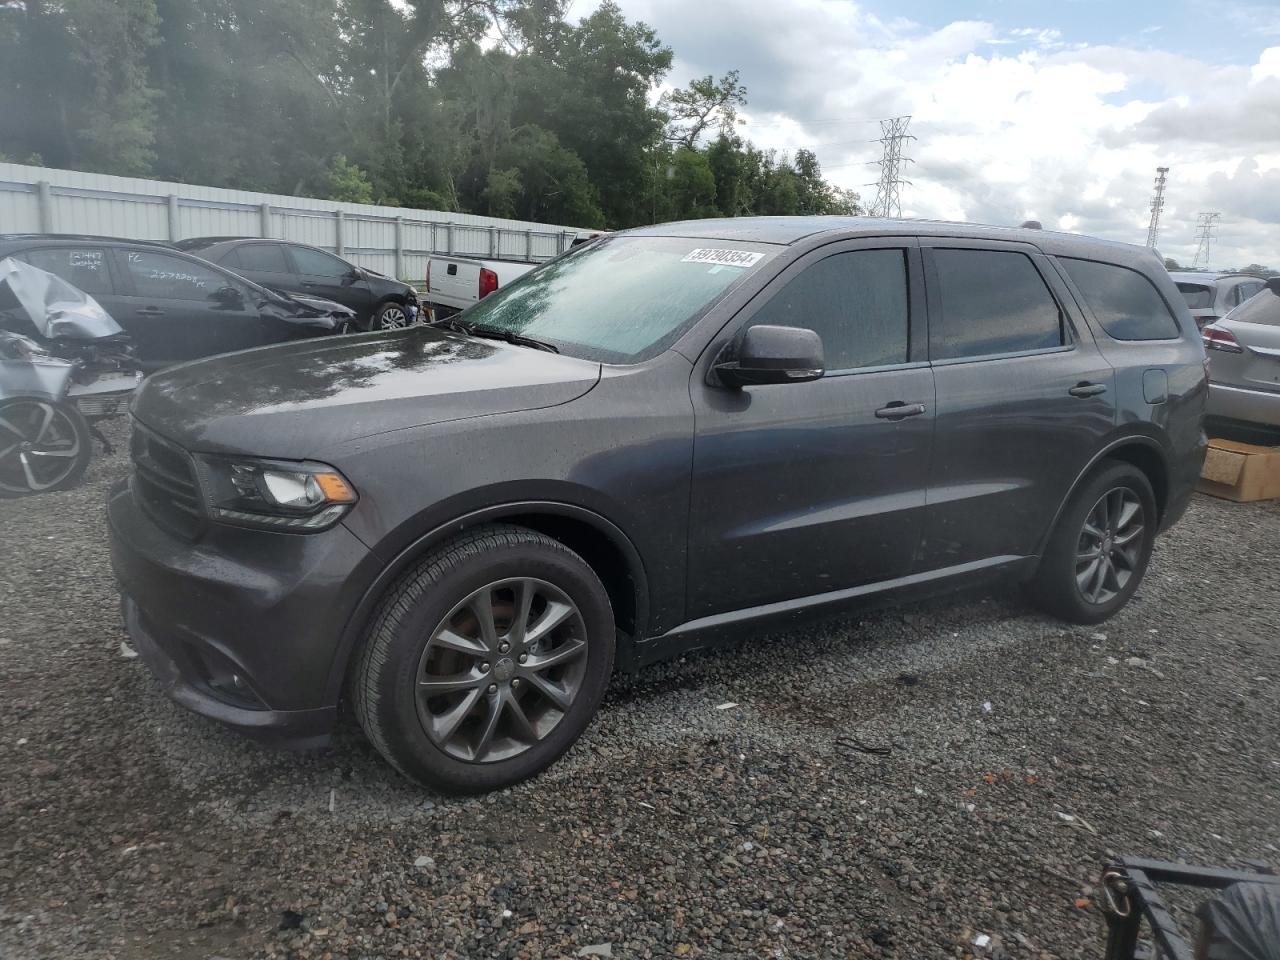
[1196,883,1280,960]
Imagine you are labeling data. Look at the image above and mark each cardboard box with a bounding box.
[1198,439,1280,502]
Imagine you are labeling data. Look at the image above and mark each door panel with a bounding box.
[285,245,373,317]
[115,249,264,364]
[919,241,1116,568]
[688,240,934,619]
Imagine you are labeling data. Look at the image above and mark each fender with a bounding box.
[322,500,651,703]
[1035,431,1171,557]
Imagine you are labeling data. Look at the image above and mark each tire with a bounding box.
[352,524,615,793]
[1029,460,1157,624]
[372,300,410,331]
[0,398,93,498]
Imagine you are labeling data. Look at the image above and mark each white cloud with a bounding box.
[608,0,1280,268]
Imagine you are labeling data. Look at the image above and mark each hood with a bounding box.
[0,257,123,340]
[133,326,601,456]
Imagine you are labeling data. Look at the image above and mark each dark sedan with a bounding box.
[0,236,355,370]
[174,238,419,331]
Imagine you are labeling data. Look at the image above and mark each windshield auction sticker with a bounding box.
[681,248,765,268]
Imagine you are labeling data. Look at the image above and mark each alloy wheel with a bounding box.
[1075,487,1145,605]
[379,305,409,329]
[0,400,83,495]
[416,578,589,763]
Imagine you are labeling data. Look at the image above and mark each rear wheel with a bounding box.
[0,398,92,498]
[352,525,615,793]
[1030,461,1157,624]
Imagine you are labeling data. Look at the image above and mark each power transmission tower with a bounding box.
[1145,166,1169,248]
[868,116,915,218]
[1192,212,1220,269]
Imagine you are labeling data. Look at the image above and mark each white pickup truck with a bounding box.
[422,256,537,320]
[422,233,607,320]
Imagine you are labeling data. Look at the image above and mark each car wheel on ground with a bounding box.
[352,524,615,793]
[1030,460,1157,624]
[372,301,411,330]
[0,398,93,498]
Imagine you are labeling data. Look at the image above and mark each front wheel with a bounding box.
[372,301,411,330]
[1030,461,1157,624]
[352,525,615,793]
[0,398,93,498]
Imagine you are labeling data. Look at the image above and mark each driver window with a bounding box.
[748,249,910,372]
[289,245,351,279]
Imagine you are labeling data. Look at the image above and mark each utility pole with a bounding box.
[868,116,915,218]
[1145,166,1169,248]
[1192,212,1220,269]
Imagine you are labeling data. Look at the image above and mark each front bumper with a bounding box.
[107,477,373,748]
[1206,381,1280,428]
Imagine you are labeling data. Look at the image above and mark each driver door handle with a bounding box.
[1068,382,1107,398]
[875,401,927,420]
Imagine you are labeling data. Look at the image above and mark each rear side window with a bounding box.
[23,247,114,296]
[1060,258,1180,341]
[749,248,910,371]
[1176,283,1214,310]
[1225,287,1280,327]
[230,244,290,274]
[1235,281,1264,305]
[929,248,1063,360]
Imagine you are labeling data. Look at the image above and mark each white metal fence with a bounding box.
[0,162,583,282]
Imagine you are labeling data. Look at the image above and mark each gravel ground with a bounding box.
[2,419,1278,960]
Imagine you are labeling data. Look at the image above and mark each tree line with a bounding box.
[0,0,860,229]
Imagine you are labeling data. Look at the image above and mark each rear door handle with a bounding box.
[135,306,166,317]
[1068,382,1107,398]
[874,401,927,420]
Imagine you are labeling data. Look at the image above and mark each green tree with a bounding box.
[325,154,375,203]
[663,70,747,148]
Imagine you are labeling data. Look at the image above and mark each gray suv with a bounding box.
[108,218,1207,793]
[1173,272,1267,329]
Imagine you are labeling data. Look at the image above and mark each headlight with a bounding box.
[193,455,357,531]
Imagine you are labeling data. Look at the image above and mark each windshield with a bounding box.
[1176,282,1214,310]
[456,236,778,363]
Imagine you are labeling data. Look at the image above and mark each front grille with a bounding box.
[130,424,205,538]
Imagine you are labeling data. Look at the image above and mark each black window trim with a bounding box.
[1051,254,1183,344]
[919,240,1081,366]
[710,236,926,380]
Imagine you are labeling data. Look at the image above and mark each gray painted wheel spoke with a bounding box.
[20,453,45,491]
[506,695,538,743]
[431,686,483,743]
[1076,486,1144,605]
[32,404,55,443]
[0,442,19,460]
[1082,521,1105,541]
[508,579,536,644]
[432,627,488,657]
[525,671,573,712]
[1115,498,1140,530]
[525,601,575,647]
[472,693,505,759]
[1076,547,1101,563]
[28,446,78,458]
[418,671,485,695]
[1077,556,1102,594]
[470,592,500,649]
[0,415,26,439]
[526,637,587,672]
[1114,525,1143,549]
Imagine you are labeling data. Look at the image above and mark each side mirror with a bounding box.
[713,324,825,387]
[210,285,244,307]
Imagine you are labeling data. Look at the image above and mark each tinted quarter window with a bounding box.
[930,248,1063,360]
[1225,287,1280,326]
[749,249,909,371]
[23,247,113,296]
[290,246,351,278]
[1060,257,1180,341]
[1237,281,1264,304]
[233,243,290,274]
[1176,283,1213,309]
[124,250,236,301]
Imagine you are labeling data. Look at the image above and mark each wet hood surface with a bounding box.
[133,326,601,456]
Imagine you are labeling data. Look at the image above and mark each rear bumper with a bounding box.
[1206,382,1280,428]
[107,477,374,748]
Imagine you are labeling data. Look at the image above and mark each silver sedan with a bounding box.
[1204,278,1280,432]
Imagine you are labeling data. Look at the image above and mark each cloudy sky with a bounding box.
[596,0,1280,269]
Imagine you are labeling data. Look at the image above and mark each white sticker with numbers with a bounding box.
[681,248,764,268]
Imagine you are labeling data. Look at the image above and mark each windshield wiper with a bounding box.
[432,317,559,353]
